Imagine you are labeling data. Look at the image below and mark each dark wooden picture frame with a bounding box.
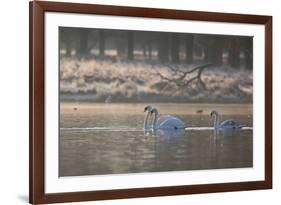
[29,1,272,204]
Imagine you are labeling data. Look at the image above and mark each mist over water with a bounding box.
[59,103,253,177]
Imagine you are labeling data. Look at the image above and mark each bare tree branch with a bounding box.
[153,63,212,91]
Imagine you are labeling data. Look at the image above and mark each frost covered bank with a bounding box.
[60,58,252,103]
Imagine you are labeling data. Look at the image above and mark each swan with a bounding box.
[143,105,154,131]
[210,110,243,130]
[150,107,186,130]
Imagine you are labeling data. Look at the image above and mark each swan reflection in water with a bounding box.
[144,124,186,139]
[152,128,186,138]
[212,127,241,138]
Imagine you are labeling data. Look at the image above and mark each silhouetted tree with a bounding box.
[171,33,180,63]
[214,38,224,65]
[59,27,253,70]
[114,31,127,58]
[78,28,90,56]
[208,37,224,65]
[127,31,134,60]
[185,35,194,63]
[157,33,170,63]
[242,37,253,70]
[228,38,241,68]
[99,30,105,56]
[59,27,75,56]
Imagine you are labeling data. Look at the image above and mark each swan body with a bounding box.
[210,110,243,129]
[151,107,186,130]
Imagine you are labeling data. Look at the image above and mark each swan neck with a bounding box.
[144,112,150,130]
[213,112,219,128]
[153,110,158,130]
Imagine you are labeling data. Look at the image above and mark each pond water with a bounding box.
[59,103,253,177]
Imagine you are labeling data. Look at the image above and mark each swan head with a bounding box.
[210,110,218,119]
[144,105,153,113]
[150,107,158,115]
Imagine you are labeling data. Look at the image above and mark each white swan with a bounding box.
[151,107,186,130]
[210,110,243,129]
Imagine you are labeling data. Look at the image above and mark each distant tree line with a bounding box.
[59,27,253,69]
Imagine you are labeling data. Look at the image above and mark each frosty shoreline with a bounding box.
[60,57,253,103]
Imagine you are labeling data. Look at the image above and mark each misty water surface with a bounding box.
[59,103,253,176]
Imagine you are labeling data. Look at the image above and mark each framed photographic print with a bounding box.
[29,1,272,204]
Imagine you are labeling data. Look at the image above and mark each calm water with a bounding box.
[59,103,253,177]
